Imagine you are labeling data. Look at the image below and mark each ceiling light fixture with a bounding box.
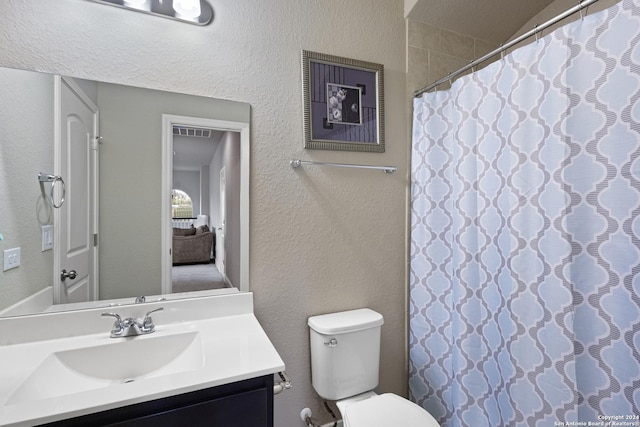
[173,0,201,18]
[89,0,213,26]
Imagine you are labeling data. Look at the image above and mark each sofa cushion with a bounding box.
[195,225,210,234]
[173,226,196,237]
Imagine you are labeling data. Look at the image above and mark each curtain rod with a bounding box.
[413,0,602,98]
[290,159,397,174]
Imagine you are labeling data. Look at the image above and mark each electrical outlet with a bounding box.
[3,247,21,271]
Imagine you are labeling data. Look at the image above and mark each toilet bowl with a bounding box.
[337,391,439,427]
[308,309,439,427]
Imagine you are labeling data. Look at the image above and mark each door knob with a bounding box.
[60,269,77,282]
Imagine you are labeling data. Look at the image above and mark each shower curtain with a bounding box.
[409,1,640,426]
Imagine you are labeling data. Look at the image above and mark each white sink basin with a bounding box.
[7,331,203,405]
[0,292,285,427]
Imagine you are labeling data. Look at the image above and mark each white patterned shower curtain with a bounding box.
[409,1,640,426]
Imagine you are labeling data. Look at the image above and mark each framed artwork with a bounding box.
[302,50,385,153]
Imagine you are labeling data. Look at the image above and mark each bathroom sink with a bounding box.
[0,292,286,426]
[7,331,203,404]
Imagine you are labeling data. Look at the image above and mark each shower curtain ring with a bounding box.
[580,4,589,19]
[535,24,540,42]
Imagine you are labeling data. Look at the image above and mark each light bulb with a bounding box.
[173,0,201,18]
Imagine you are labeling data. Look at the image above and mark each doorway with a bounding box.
[161,115,250,295]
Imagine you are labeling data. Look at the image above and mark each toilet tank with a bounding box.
[308,309,384,401]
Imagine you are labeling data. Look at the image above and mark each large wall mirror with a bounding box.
[0,66,250,318]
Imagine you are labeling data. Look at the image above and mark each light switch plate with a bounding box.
[42,225,54,251]
[3,247,21,271]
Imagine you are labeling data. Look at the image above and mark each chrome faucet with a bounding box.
[102,307,164,338]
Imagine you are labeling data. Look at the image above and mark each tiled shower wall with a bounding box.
[407,20,498,94]
[407,0,621,96]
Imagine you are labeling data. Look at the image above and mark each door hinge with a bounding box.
[93,234,98,247]
[92,136,103,150]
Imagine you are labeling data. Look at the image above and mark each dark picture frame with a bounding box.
[302,50,385,152]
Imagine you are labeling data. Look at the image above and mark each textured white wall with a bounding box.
[0,68,54,311]
[0,1,408,425]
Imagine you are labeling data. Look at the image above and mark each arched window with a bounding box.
[171,189,193,218]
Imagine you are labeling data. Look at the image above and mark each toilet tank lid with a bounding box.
[308,309,384,335]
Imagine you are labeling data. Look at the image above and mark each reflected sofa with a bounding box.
[172,225,215,265]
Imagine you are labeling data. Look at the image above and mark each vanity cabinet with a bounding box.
[42,375,274,427]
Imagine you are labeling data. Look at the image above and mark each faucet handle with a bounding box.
[102,312,124,335]
[142,307,164,333]
[145,307,164,317]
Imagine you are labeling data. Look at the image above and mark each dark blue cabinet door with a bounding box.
[42,375,274,427]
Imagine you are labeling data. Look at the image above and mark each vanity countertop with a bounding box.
[0,292,285,427]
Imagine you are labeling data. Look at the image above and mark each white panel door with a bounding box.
[55,78,98,304]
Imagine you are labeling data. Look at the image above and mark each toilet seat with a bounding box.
[342,393,439,427]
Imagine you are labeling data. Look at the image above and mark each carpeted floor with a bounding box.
[171,262,229,293]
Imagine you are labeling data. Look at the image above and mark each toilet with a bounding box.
[308,308,439,427]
